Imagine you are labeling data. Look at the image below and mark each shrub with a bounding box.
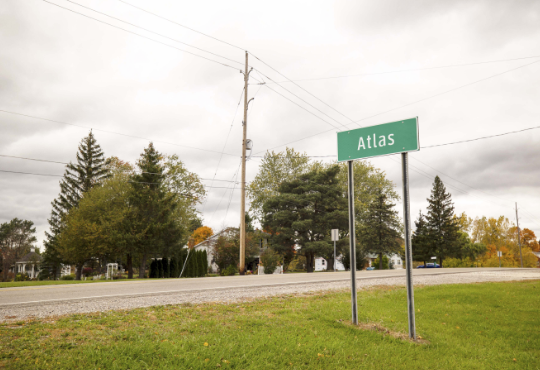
[260,249,280,274]
[372,255,389,270]
[15,273,30,281]
[221,265,237,276]
[162,258,170,278]
[170,257,178,278]
[149,260,157,278]
[82,267,93,277]
[288,255,306,272]
[60,274,75,280]
[157,259,164,278]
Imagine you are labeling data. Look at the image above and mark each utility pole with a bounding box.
[516,202,524,268]
[239,51,252,275]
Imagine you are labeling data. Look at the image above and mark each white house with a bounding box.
[366,253,403,269]
[13,248,42,279]
[314,257,346,271]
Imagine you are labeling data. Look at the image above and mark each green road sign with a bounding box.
[337,117,419,162]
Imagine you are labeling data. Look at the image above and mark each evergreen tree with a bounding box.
[163,257,170,278]
[149,260,157,278]
[130,143,181,278]
[202,250,208,276]
[44,131,108,280]
[358,189,402,269]
[169,257,178,278]
[263,166,348,272]
[425,176,461,266]
[412,211,433,266]
[157,259,164,278]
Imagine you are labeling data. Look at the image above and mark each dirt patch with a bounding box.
[341,320,430,344]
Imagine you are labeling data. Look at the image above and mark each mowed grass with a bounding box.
[0,279,157,289]
[1,280,539,369]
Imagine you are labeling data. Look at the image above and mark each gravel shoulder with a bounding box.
[1,269,538,323]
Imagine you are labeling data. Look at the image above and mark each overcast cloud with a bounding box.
[1,0,539,247]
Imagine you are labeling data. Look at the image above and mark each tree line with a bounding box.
[41,131,205,280]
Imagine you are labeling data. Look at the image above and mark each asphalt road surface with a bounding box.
[0,268,527,307]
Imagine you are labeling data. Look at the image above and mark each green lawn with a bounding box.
[0,279,156,288]
[1,280,539,369]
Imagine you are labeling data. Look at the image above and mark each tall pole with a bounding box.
[516,203,523,268]
[239,51,249,275]
[347,160,358,325]
[401,152,416,340]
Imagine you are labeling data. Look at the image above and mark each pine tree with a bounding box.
[157,259,164,278]
[412,211,433,266]
[425,176,461,266]
[44,131,108,280]
[149,259,157,278]
[202,250,208,276]
[358,189,402,269]
[169,257,177,278]
[130,143,181,278]
[163,257,170,278]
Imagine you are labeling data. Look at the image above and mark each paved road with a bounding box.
[0,268,516,307]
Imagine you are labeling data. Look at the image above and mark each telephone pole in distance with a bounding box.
[239,51,252,275]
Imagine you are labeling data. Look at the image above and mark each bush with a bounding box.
[342,248,366,270]
[221,265,237,276]
[288,255,307,272]
[149,260,157,278]
[260,249,280,274]
[372,255,389,270]
[82,267,93,277]
[15,273,30,281]
[60,274,75,280]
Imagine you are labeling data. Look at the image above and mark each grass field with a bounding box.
[0,279,158,289]
[1,280,539,369]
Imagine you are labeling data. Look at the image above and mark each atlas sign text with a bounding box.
[337,117,419,162]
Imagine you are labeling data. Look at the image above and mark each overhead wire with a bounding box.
[42,0,240,71]
[65,0,244,68]
[0,109,237,157]
[262,55,540,84]
[116,0,245,52]
[255,59,540,154]
[201,86,245,214]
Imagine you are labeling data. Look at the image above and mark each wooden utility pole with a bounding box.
[516,202,523,268]
[239,51,252,275]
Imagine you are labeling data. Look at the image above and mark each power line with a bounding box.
[201,86,245,214]
[65,0,244,68]
[256,59,540,154]
[116,0,245,52]
[0,168,237,187]
[113,0,353,130]
[262,55,540,84]
[347,59,540,126]
[0,109,237,157]
[42,0,240,71]
[262,83,343,130]
[423,125,540,149]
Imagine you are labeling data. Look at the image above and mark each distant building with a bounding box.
[314,257,346,271]
[12,248,42,279]
[366,253,403,269]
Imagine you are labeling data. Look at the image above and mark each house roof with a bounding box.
[16,252,43,263]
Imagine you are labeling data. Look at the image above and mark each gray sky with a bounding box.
[1,0,539,247]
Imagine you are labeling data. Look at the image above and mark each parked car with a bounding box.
[417,263,441,268]
[366,267,375,271]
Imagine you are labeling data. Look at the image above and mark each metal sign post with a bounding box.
[401,152,416,340]
[347,161,358,325]
[337,117,419,339]
[331,229,339,272]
